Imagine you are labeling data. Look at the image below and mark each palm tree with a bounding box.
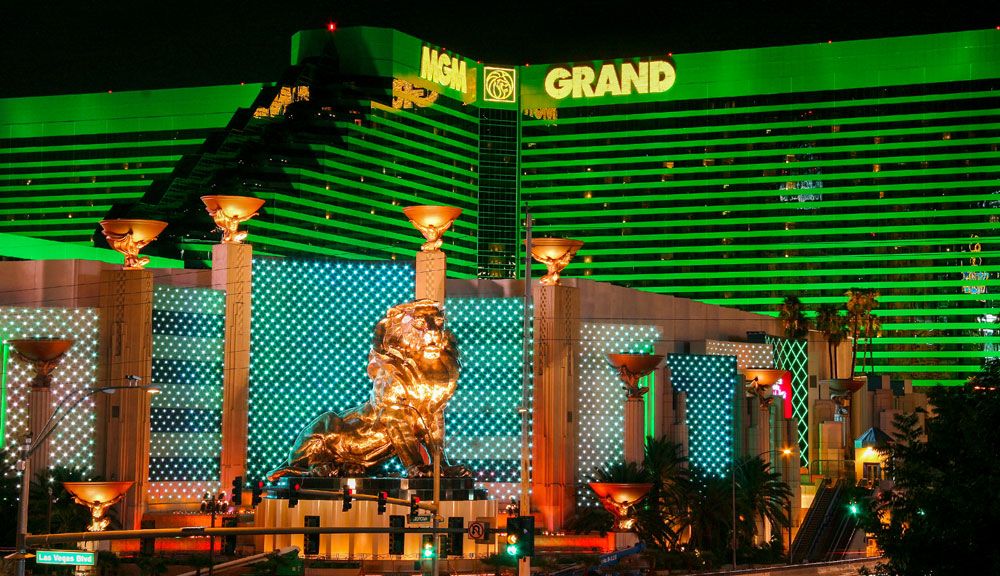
[815,303,848,379]
[29,466,96,536]
[593,460,647,483]
[778,296,811,340]
[686,471,733,557]
[732,456,792,547]
[637,436,690,549]
[846,288,880,375]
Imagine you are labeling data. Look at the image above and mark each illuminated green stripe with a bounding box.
[522,89,1000,127]
[912,380,966,387]
[523,112,1000,144]
[567,265,999,281]
[539,221,1000,243]
[1,154,183,169]
[2,167,173,180]
[522,150,1000,181]
[542,208,997,233]
[863,365,982,373]
[536,193,995,218]
[520,123,1000,156]
[0,205,111,215]
[0,138,205,155]
[870,337,997,344]
[14,228,106,237]
[640,279,999,293]
[525,179,1000,206]
[579,235,1000,256]
[371,103,479,140]
[0,217,108,227]
[574,250,998,269]
[0,180,151,193]
[522,137,1000,169]
[880,322,999,330]
[524,164,1000,194]
[866,351,1000,358]
[0,191,142,204]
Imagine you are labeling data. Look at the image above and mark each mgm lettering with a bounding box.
[544,59,675,99]
[419,46,469,94]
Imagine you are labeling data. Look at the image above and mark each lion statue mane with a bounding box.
[267,299,472,479]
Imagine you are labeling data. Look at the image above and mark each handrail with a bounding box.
[790,478,829,563]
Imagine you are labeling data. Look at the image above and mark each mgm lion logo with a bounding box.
[484,66,516,103]
[268,299,472,479]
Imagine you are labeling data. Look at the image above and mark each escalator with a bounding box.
[791,479,869,563]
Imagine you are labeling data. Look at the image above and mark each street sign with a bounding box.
[35,550,96,566]
[467,521,489,541]
[408,514,432,523]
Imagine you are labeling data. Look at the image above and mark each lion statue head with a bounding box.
[367,299,460,408]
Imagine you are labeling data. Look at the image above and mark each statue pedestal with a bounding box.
[213,243,253,492]
[415,251,446,302]
[256,477,495,558]
[95,269,154,530]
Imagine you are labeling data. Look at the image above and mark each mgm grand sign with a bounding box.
[544,58,676,100]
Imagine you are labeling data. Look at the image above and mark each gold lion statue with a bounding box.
[267,299,472,479]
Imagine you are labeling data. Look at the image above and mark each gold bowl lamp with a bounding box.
[607,353,664,398]
[589,482,653,531]
[403,205,462,252]
[7,339,75,389]
[63,481,134,532]
[530,237,584,286]
[99,219,167,270]
[201,195,265,244]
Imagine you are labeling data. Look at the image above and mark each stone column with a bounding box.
[531,284,579,532]
[28,387,52,475]
[95,269,154,530]
[214,243,253,490]
[624,397,645,465]
[415,251,446,303]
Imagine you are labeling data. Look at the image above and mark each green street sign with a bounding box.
[35,550,96,566]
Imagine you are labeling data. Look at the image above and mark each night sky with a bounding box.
[1,0,996,98]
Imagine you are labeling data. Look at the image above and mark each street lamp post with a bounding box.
[13,377,159,576]
[200,491,230,576]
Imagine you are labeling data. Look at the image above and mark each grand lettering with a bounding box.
[419,46,468,94]
[544,60,675,99]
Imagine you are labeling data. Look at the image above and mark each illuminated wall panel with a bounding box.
[0,307,98,472]
[149,285,226,500]
[667,354,738,477]
[577,322,660,505]
[703,340,774,370]
[247,258,416,481]
[247,258,526,495]
[767,336,810,466]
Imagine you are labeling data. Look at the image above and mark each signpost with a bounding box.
[35,550,96,566]
[467,521,489,541]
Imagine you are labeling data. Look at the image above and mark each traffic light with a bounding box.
[289,481,301,509]
[231,476,243,506]
[342,486,353,512]
[505,516,535,558]
[421,535,435,558]
[409,495,421,519]
[848,501,860,515]
[251,480,264,507]
[377,491,388,515]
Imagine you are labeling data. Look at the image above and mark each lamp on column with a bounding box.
[63,481,135,532]
[7,339,74,389]
[403,205,462,252]
[201,195,265,244]
[529,238,584,286]
[99,219,167,270]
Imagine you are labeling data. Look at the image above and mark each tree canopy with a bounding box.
[863,361,1000,575]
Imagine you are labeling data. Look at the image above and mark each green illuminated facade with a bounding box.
[2,28,999,385]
